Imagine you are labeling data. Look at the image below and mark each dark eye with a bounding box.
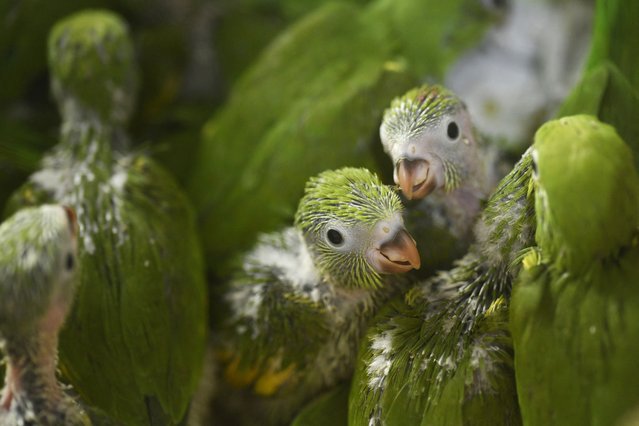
[327,229,344,246]
[447,121,460,140]
[65,253,75,271]
[532,160,539,178]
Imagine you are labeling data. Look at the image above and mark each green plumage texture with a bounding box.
[349,149,534,426]
[6,11,207,425]
[0,205,76,334]
[187,0,503,276]
[291,382,350,426]
[511,115,639,426]
[558,0,639,162]
[213,167,410,425]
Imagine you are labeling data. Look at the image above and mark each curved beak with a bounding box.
[62,205,78,238]
[369,228,421,274]
[396,158,438,200]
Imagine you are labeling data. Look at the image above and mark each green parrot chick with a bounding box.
[379,84,499,271]
[512,115,639,426]
[381,85,493,203]
[349,147,536,426]
[532,114,639,271]
[217,167,420,424]
[6,11,207,425]
[380,85,497,237]
[0,205,89,425]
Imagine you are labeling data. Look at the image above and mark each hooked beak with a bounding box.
[369,228,421,274]
[62,205,78,238]
[395,158,438,200]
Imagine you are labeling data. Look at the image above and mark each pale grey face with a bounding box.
[381,104,481,200]
[313,212,420,273]
[0,205,78,335]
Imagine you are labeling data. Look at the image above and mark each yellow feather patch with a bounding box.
[224,357,259,389]
[253,364,297,396]
[485,295,506,317]
[522,248,542,270]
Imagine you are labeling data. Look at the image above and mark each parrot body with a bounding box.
[213,168,420,425]
[379,84,501,273]
[349,147,536,426]
[187,0,508,276]
[6,11,207,426]
[511,115,639,426]
[0,205,89,426]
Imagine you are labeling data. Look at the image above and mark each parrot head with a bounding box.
[0,205,79,337]
[532,115,639,270]
[380,84,483,200]
[295,168,421,289]
[48,10,138,125]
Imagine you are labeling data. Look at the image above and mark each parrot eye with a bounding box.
[65,253,75,271]
[326,229,344,246]
[447,121,460,141]
[532,160,538,178]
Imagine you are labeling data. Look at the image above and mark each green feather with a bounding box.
[380,85,460,144]
[7,11,207,425]
[511,115,639,426]
[296,168,404,290]
[187,0,502,276]
[0,205,90,425]
[349,149,534,426]
[214,167,411,425]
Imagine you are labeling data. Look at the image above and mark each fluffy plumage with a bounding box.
[511,115,639,426]
[380,84,500,272]
[0,205,89,425]
[213,168,419,425]
[349,147,535,426]
[6,11,207,425]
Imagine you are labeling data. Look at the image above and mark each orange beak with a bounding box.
[62,205,78,238]
[370,228,421,274]
[396,158,438,200]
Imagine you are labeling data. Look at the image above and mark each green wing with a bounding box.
[187,0,503,276]
[291,382,350,426]
[512,248,639,425]
[56,155,207,425]
[222,271,331,379]
[557,0,639,162]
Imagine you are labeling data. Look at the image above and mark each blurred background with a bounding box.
[0,0,594,212]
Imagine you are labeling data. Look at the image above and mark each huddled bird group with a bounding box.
[1,0,638,425]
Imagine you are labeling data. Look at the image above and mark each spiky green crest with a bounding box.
[0,205,77,335]
[381,84,461,144]
[48,10,138,125]
[295,167,403,289]
[533,115,639,271]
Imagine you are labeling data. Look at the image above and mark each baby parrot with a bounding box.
[187,0,507,276]
[511,115,639,426]
[379,84,499,271]
[349,147,536,426]
[6,11,207,425]
[0,205,89,425]
[214,167,420,425]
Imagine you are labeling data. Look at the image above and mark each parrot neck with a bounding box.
[28,116,131,255]
[424,184,487,240]
[1,330,66,417]
[474,148,536,272]
[58,115,128,163]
